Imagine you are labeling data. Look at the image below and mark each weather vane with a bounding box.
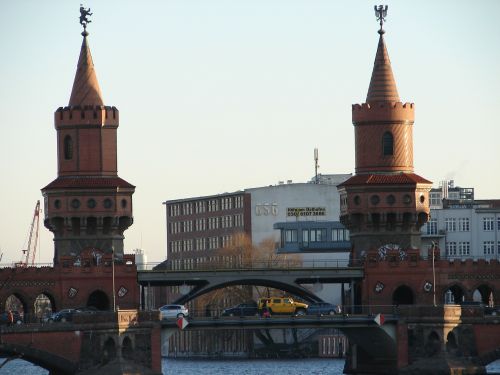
[374,5,388,34]
[79,4,93,35]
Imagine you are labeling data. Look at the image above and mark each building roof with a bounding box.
[339,173,432,187]
[68,33,104,107]
[164,190,245,205]
[42,176,135,190]
[366,33,400,103]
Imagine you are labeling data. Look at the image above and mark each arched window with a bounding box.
[382,132,394,156]
[64,135,73,160]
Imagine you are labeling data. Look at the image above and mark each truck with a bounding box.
[257,297,308,316]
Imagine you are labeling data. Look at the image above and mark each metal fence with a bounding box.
[138,259,360,272]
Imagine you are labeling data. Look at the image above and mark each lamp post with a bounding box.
[112,246,116,312]
[432,242,437,307]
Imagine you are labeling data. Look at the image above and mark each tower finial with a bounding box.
[79,4,93,37]
[374,5,388,35]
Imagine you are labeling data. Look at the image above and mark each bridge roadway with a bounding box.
[137,262,364,304]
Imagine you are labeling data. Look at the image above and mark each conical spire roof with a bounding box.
[366,33,400,103]
[68,33,104,106]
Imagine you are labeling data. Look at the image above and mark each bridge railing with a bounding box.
[151,305,400,319]
[138,258,361,272]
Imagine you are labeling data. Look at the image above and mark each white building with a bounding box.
[246,174,351,246]
[245,174,352,305]
[421,180,500,260]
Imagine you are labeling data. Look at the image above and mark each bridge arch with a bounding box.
[4,292,28,317]
[122,336,133,359]
[446,331,458,354]
[392,285,414,305]
[173,278,324,305]
[426,331,441,357]
[87,289,110,310]
[103,337,117,363]
[443,283,466,304]
[0,344,76,374]
[472,283,495,305]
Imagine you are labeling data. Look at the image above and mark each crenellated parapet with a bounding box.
[55,105,119,128]
[352,101,414,123]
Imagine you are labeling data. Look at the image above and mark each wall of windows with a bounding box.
[445,218,456,232]
[483,217,494,231]
[458,242,470,256]
[234,214,244,227]
[426,218,437,235]
[310,229,326,242]
[332,229,350,242]
[458,218,470,231]
[285,229,297,243]
[483,241,495,255]
[446,242,457,256]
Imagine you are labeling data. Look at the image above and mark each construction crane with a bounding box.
[18,200,41,267]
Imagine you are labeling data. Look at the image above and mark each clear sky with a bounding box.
[0,1,499,264]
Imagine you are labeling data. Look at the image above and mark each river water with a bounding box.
[1,358,500,374]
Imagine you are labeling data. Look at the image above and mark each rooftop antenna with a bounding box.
[314,148,320,184]
[374,5,388,35]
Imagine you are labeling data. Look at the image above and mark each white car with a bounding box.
[159,304,189,319]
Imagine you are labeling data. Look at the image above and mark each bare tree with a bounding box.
[195,233,302,314]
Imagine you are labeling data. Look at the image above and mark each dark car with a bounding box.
[48,309,77,322]
[306,302,338,316]
[222,303,258,317]
[0,311,23,325]
[48,306,99,323]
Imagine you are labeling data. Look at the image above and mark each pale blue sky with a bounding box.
[0,1,499,263]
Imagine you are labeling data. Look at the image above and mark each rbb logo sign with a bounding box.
[255,203,278,216]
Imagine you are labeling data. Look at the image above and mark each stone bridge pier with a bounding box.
[344,306,500,374]
[0,310,162,375]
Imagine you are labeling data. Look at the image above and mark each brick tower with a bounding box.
[42,27,135,264]
[338,10,432,261]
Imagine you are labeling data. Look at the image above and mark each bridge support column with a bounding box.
[351,343,357,371]
[161,328,176,357]
[397,322,408,369]
[350,281,355,312]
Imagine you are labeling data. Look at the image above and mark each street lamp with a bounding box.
[112,246,116,312]
[431,242,436,307]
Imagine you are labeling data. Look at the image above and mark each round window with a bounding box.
[386,195,396,205]
[403,194,412,205]
[87,199,96,209]
[420,195,425,204]
[354,196,361,205]
[71,199,80,209]
[54,199,61,209]
[370,195,380,205]
[104,198,113,209]
[121,199,127,208]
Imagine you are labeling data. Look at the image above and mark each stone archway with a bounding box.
[444,284,465,304]
[34,293,56,322]
[446,331,458,354]
[392,285,414,305]
[122,336,133,359]
[473,284,494,305]
[5,294,27,320]
[426,331,441,357]
[87,290,110,311]
[103,337,117,364]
